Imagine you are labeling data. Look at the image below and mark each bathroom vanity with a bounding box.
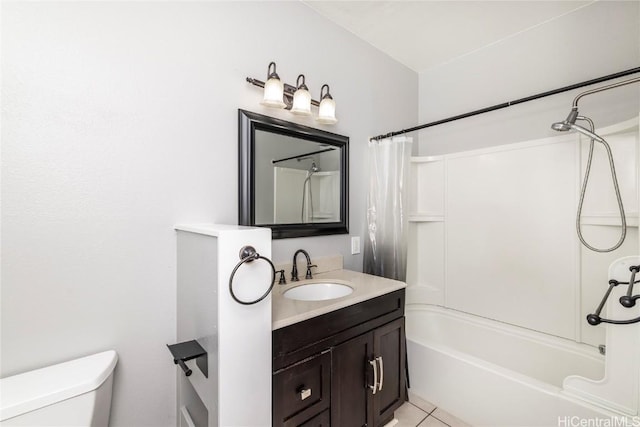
[272,269,406,427]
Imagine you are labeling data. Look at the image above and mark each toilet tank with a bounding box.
[0,351,118,427]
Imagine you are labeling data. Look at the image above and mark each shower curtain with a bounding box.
[363,136,413,281]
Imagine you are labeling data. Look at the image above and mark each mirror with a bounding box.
[238,109,349,239]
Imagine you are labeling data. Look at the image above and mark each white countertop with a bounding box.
[272,269,406,330]
[174,223,260,237]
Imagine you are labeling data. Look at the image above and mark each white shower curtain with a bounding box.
[363,136,413,281]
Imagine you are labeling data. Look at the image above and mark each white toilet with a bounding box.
[0,350,118,426]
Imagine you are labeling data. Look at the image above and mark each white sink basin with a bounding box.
[284,282,353,301]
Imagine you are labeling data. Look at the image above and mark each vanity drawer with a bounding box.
[273,351,331,427]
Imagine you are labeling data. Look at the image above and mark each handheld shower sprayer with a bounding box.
[566,123,606,143]
[551,108,605,142]
[550,75,640,252]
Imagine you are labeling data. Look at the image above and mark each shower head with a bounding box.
[551,108,605,142]
[551,121,572,132]
[551,108,579,132]
[309,162,319,173]
[552,76,640,139]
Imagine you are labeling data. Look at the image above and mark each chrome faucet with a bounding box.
[291,249,317,281]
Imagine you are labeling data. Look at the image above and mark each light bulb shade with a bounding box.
[291,88,312,115]
[317,97,337,124]
[261,77,286,108]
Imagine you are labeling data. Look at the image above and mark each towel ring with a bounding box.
[228,246,276,305]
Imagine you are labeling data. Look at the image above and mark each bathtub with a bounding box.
[406,305,634,427]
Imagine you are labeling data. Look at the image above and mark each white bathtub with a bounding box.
[406,305,634,427]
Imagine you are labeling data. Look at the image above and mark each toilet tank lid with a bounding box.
[0,350,118,421]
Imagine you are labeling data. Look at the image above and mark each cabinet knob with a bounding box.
[300,388,312,400]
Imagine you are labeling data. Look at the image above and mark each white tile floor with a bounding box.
[393,391,473,427]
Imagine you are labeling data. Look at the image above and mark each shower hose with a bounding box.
[576,116,626,252]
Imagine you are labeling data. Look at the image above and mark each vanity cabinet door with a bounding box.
[372,317,406,427]
[331,332,375,427]
[330,319,406,427]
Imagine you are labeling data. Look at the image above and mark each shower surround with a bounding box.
[406,117,640,425]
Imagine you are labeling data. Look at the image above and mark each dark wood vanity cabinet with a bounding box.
[273,289,406,427]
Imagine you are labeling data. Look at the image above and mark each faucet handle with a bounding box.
[276,270,286,285]
[305,265,318,280]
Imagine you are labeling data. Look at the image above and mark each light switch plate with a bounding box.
[351,236,361,255]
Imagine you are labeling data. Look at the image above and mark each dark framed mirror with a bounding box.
[238,109,349,239]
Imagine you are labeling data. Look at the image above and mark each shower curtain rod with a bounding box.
[271,147,335,164]
[371,66,640,141]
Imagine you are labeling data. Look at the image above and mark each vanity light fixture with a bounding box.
[260,62,286,108]
[317,84,337,124]
[291,75,312,116]
[246,61,337,124]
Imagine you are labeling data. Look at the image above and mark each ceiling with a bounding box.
[303,1,592,72]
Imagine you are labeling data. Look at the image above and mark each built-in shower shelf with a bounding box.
[407,214,639,226]
[581,214,638,227]
[411,156,444,164]
[409,213,444,223]
[408,212,638,227]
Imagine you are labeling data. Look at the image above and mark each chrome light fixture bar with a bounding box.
[246,62,337,124]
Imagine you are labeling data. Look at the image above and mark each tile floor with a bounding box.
[393,391,473,427]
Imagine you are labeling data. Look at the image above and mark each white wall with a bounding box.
[418,1,640,156]
[1,2,417,426]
